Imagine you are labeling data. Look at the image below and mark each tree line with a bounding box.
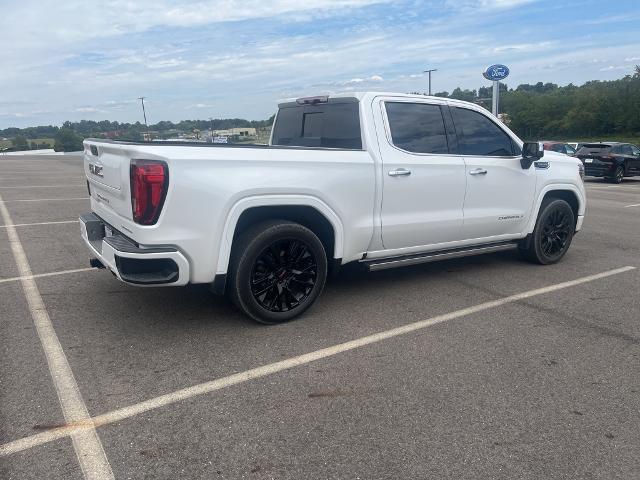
[2,68,639,151]
[431,66,640,140]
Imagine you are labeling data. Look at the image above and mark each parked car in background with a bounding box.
[576,142,640,183]
[540,141,576,156]
[567,142,586,151]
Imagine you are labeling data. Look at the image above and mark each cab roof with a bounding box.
[279,91,479,109]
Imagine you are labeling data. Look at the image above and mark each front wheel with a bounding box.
[227,220,327,324]
[519,198,575,265]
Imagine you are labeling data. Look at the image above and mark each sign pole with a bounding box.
[483,64,509,119]
[492,80,499,117]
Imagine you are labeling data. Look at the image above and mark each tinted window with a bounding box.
[621,145,633,155]
[550,144,563,153]
[272,101,362,149]
[631,145,640,155]
[577,144,611,155]
[385,102,448,154]
[452,107,514,156]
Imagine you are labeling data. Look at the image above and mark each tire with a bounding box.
[227,220,327,324]
[519,198,575,265]
[608,166,624,184]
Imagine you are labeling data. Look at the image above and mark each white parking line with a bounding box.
[0,184,85,189]
[0,268,96,285]
[0,197,89,203]
[587,185,640,191]
[0,264,635,458]
[0,193,114,479]
[0,175,84,180]
[624,203,640,208]
[0,220,77,228]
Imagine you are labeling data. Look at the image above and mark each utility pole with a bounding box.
[423,68,437,96]
[138,96,149,141]
[209,117,214,142]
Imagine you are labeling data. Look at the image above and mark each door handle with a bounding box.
[388,168,411,177]
[469,168,488,175]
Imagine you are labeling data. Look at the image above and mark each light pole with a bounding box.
[423,68,437,96]
[138,96,149,141]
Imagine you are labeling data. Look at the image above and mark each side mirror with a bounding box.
[521,142,543,169]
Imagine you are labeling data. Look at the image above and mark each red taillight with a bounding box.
[130,160,168,225]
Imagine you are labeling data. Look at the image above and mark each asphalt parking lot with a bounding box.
[0,154,639,480]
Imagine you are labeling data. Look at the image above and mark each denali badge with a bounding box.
[89,163,104,177]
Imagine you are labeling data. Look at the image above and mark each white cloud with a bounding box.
[185,103,216,109]
[446,0,536,10]
[75,107,104,113]
[599,65,629,71]
[0,0,390,48]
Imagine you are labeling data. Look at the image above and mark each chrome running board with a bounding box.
[362,242,518,272]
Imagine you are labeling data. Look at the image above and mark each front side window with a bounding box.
[451,107,515,156]
[385,102,448,154]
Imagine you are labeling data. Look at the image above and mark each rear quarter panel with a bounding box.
[90,144,376,283]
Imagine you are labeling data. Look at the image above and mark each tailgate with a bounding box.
[83,140,135,220]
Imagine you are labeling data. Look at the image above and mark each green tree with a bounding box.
[54,128,84,152]
[11,135,29,150]
[449,87,477,102]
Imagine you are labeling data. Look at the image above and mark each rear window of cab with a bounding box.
[272,99,362,149]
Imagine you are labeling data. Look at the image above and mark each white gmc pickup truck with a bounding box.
[81,92,586,324]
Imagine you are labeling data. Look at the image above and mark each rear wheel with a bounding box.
[609,166,624,184]
[519,198,575,265]
[228,220,327,324]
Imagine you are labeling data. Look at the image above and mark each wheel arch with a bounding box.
[216,195,344,276]
[526,184,584,234]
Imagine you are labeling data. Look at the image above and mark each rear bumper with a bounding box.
[582,160,615,177]
[79,212,190,286]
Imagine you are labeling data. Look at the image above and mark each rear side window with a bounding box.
[272,101,362,149]
[451,107,515,156]
[621,145,633,155]
[385,102,448,154]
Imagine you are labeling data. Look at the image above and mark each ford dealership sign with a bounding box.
[483,64,510,81]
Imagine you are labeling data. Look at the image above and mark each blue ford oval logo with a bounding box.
[483,64,510,81]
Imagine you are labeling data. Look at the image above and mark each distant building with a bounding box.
[211,127,256,137]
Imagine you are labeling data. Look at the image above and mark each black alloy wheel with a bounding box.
[228,220,328,324]
[519,198,575,265]
[251,238,318,313]
[611,166,624,184]
[540,207,572,259]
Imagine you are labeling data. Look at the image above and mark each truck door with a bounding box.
[376,99,467,250]
[449,105,536,239]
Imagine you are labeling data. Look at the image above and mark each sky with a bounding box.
[1,0,639,128]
